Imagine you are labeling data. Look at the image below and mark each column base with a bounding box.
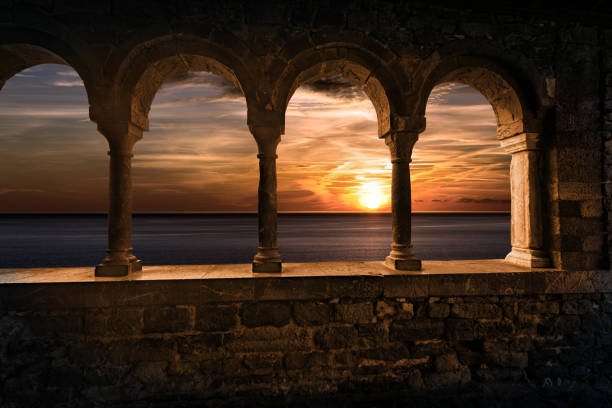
[385,256,422,271]
[385,245,422,271]
[505,247,550,268]
[95,257,142,277]
[252,247,282,273]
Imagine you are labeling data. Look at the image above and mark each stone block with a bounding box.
[411,340,449,358]
[375,300,396,317]
[581,199,603,218]
[398,302,415,319]
[434,352,462,372]
[195,305,238,332]
[428,303,450,319]
[582,235,604,252]
[451,303,502,320]
[558,182,602,200]
[224,326,311,353]
[474,318,515,338]
[423,366,471,390]
[446,318,474,341]
[293,301,332,326]
[143,306,193,333]
[581,311,611,333]
[241,302,291,328]
[107,338,176,364]
[176,334,223,360]
[357,323,388,347]
[243,353,283,373]
[314,326,358,350]
[519,301,560,315]
[334,302,374,324]
[487,351,529,368]
[84,308,143,336]
[384,275,429,298]
[562,299,594,315]
[359,344,411,362]
[254,277,327,301]
[390,319,445,341]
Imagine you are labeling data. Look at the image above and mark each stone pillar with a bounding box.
[501,133,550,268]
[384,130,421,270]
[251,125,282,273]
[95,122,143,277]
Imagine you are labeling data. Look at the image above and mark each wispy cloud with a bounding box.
[52,80,84,87]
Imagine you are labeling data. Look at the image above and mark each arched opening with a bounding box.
[414,82,511,259]
[0,63,106,268]
[418,62,549,267]
[131,69,257,265]
[278,73,392,262]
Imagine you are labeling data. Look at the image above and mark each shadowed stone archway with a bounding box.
[419,56,550,268]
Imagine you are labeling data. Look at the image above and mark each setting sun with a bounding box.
[358,182,386,210]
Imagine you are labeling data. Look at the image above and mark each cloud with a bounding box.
[52,80,84,87]
[302,75,366,100]
[160,72,242,98]
[57,70,80,77]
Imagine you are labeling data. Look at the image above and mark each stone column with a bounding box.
[501,133,550,268]
[95,122,143,277]
[251,125,282,273]
[384,130,422,270]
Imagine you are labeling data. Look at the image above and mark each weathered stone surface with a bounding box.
[195,305,238,331]
[143,306,193,333]
[241,302,291,328]
[451,303,503,320]
[293,301,332,326]
[335,302,374,324]
[390,319,445,341]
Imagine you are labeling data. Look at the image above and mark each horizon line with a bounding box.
[0,210,511,215]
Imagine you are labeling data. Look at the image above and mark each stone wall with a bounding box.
[1,267,611,406]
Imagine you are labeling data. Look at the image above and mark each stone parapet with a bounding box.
[0,263,610,406]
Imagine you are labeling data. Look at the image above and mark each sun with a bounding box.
[358,182,386,210]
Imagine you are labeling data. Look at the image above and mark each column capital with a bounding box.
[386,114,426,135]
[384,130,419,163]
[97,120,144,153]
[500,132,542,154]
[250,121,282,158]
[248,109,284,133]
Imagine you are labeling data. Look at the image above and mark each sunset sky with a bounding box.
[0,64,510,212]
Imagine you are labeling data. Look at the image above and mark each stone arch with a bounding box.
[273,42,406,137]
[418,55,542,139]
[112,35,257,131]
[0,26,95,101]
[418,54,549,268]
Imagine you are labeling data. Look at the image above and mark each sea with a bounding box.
[0,213,510,268]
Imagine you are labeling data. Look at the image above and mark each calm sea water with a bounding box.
[0,213,510,268]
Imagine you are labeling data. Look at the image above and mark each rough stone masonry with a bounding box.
[0,0,612,406]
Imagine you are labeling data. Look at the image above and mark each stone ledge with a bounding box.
[0,260,609,310]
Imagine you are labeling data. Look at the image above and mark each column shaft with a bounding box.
[95,123,142,277]
[253,153,282,272]
[251,124,282,273]
[501,133,550,268]
[385,131,421,270]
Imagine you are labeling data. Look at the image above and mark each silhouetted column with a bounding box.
[95,122,143,277]
[501,133,550,267]
[384,130,421,270]
[251,125,282,273]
